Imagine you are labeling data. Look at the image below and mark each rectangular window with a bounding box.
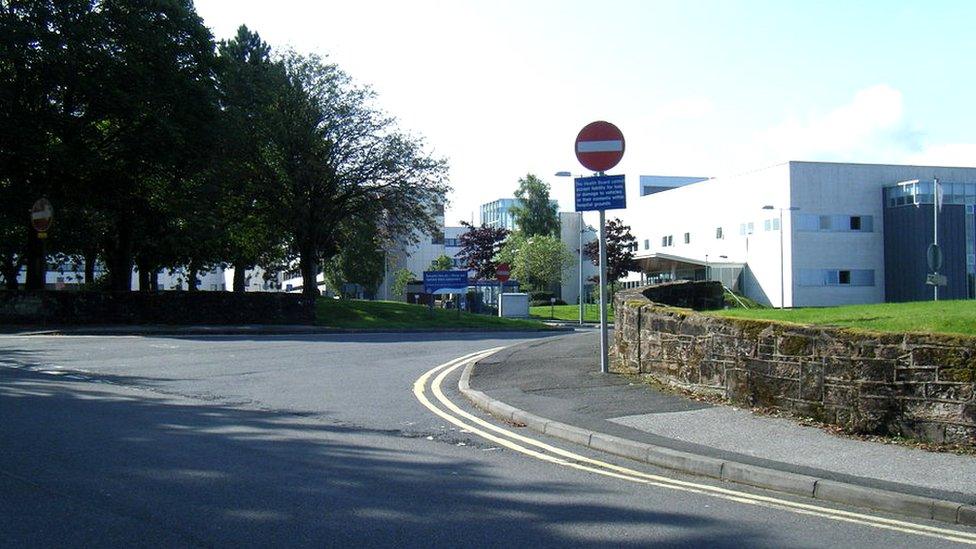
[715,227,723,239]
[773,218,780,230]
[683,232,690,244]
[850,216,861,230]
[667,235,673,246]
[747,222,754,235]
[764,219,772,231]
[739,223,746,236]
[644,239,650,250]
[819,216,831,230]
[661,236,667,247]
[838,270,851,285]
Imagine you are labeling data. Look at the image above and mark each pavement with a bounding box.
[465,330,976,527]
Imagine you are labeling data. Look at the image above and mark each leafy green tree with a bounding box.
[323,217,386,295]
[456,221,508,280]
[429,254,454,271]
[498,233,572,291]
[390,267,414,301]
[213,25,291,292]
[272,53,450,296]
[584,217,637,285]
[510,174,559,237]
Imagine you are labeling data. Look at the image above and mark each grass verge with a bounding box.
[316,298,553,330]
[708,299,976,337]
[530,304,613,323]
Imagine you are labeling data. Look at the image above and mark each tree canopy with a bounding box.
[584,217,637,285]
[456,221,509,280]
[510,174,559,237]
[498,233,572,291]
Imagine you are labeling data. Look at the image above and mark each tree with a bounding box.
[498,233,572,291]
[272,52,450,296]
[510,174,559,237]
[390,267,414,301]
[584,217,637,285]
[456,221,508,280]
[322,216,386,296]
[213,26,291,292]
[429,254,453,271]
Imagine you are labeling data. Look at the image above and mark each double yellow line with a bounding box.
[413,347,976,546]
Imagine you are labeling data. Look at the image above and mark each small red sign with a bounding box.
[575,121,625,173]
[496,263,511,282]
[31,198,53,235]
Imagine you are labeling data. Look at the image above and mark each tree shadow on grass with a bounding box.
[0,366,774,548]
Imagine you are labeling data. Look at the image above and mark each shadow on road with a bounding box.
[0,362,771,547]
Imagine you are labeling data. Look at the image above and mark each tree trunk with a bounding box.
[83,249,97,287]
[300,252,319,297]
[138,263,150,292]
[24,225,46,290]
[233,264,246,292]
[188,263,199,291]
[150,269,159,292]
[106,221,133,292]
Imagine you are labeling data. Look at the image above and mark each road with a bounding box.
[1,331,973,547]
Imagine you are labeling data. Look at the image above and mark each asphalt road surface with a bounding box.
[1,331,973,548]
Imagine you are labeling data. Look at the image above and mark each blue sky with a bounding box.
[194,0,976,224]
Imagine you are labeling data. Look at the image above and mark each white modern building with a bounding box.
[624,161,976,307]
[559,212,599,305]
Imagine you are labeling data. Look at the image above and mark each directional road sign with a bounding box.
[575,175,626,212]
[575,121,625,173]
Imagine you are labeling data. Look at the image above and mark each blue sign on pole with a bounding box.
[423,270,469,294]
[574,175,626,211]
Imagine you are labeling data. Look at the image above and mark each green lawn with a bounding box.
[316,299,552,330]
[530,304,614,323]
[708,300,976,337]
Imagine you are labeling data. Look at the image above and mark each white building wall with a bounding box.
[623,164,791,306]
[559,212,599,304]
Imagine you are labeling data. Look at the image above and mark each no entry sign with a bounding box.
[575,121,625,173]
[495,263,510,282]
[31,198,53,237]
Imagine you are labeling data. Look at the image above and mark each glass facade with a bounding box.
[884,181,976,298]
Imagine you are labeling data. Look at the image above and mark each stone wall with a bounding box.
[612,286,976,445]
[0,291,316,325]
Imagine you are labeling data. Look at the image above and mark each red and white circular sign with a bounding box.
[496,263,511,282]
[575,121,625,173]
[31,198,53,234]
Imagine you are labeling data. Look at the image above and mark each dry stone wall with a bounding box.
[612,285,976,445]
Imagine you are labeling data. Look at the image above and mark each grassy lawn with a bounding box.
[530,304,613,323]
[708,300,976,337]
[316,298,552,330]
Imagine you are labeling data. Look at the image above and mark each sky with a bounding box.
[193,0,976,226]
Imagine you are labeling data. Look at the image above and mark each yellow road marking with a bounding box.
[414,348,976,545]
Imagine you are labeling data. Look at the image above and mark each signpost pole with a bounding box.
[598,203,609,374]
[578,212,584,325]
[934,177,940,302]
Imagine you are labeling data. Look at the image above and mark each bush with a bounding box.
[531,298,567,307]
[529,290,555,302]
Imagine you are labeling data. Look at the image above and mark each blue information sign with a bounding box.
[423,270,469,294]
[574,175,626,211]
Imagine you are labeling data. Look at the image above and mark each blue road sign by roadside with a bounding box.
[575,175,626,212]
[423,270,468,294]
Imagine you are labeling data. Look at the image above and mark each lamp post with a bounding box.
[762,205,799,309]
[556,171,585,325]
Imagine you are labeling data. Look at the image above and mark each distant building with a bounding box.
[622,161,976,307]
[479,197,559,232]
[639,175,709,196]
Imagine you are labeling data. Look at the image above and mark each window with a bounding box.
[661,236,668,247]
[850,216,861,231]
[819,216,831,230]
[644,239,650,250]
[668,235,673,246]
[747,222,754,235]
[683,232,690,244]
[715,227,723,239]
[838,270,851,285]
[799,269,875,287]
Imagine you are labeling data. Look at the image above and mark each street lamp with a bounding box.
[556,171,585,325]
[762,205,799,309]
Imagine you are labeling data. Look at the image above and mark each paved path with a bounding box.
[470,331,976,502]
[1,331,973,547]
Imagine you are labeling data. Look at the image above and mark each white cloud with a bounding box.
[758,84,905,161]
[904,143,976,168]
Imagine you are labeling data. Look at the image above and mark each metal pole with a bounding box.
[598,207,609,374]
[578,212,584,325]
[779,208,785,309]
[934,178,939,301]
